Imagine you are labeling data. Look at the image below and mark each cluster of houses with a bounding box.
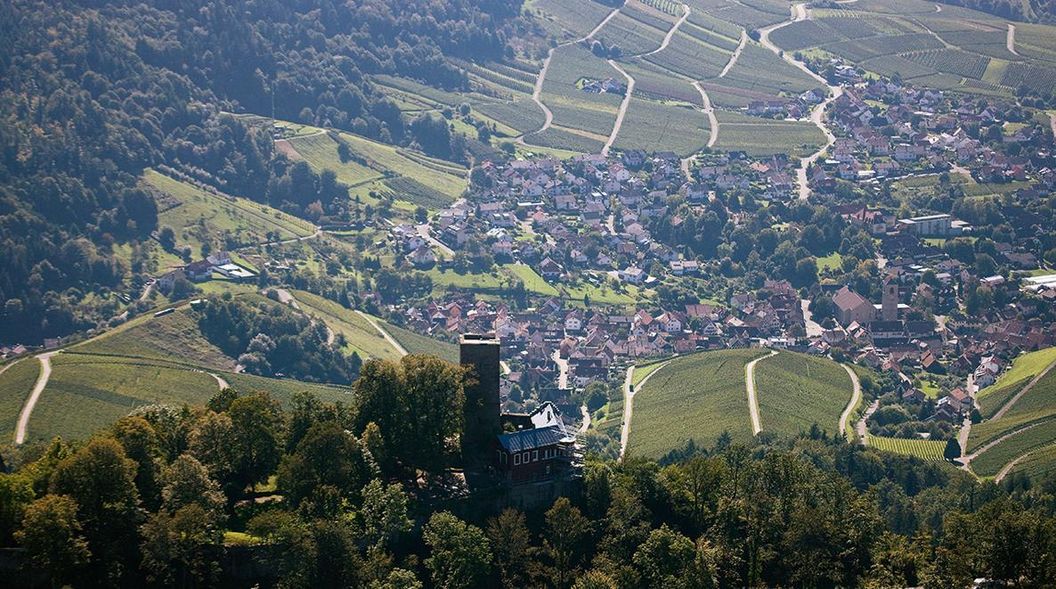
[580,77,626,94]
[809,80,1053,189]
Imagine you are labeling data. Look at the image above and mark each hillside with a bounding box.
[628,348,768,457]
[753,350,855,439]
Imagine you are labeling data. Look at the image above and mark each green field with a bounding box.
[379,321,460,364]
[0,360,40,441]
[971,421,1056,478]
[982,347,1056,397]
[628,348,768,457]
[867,435,947,461]
[969,369,1056,453]
[1007,443,1056,482]
[754,351,853,439]
[145,170,314,258]
[26,355,222,443]
[288,290,404,361]
[631,360,669,389]
[714,111,826,157]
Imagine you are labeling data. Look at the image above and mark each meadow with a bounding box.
[380,322,460,364]
[145,170,315,257]
[714,111,825,157]
[753,351,853,439]
[628,348,768,457]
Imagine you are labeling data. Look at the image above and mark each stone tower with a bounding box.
[882,277,899,322]
[459,333,501,461]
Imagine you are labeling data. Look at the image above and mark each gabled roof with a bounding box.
[497,425,567,453]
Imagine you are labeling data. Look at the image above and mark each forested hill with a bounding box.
[0,0,523,343]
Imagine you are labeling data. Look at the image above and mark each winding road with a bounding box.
[857,400,879,442]
[758,2,843,200]
[745,350,778,436]
[15,351,57,445]
[642,3,690,58]
[619,360,672,459]
[719,30,748,78]
[692,81,720,148]
[521,5,622,142]
[838,364,862,439]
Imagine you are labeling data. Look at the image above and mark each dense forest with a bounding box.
[0,0,524,343]
[1,356,1056,587]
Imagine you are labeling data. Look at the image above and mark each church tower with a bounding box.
[882,277,899,322]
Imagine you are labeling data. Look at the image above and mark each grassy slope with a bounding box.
[629,348,767,457]
[754,351,852,439]
[0,360,41,441]
[73,308,236,371]
[969,369,1056,453]
[27,355,221,443]
[379,321,460,364]
[288,290,403,361]
[145,170,313,257]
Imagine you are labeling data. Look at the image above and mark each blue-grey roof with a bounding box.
[498,425,566,453]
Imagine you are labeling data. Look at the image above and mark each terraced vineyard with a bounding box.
[628,348,768,457]
[753,351,853,439]
[289,290,405,361]
[867,435,947,461]
[0,360,40,441]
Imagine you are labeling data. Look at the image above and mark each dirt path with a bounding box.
[1007,23,1020,56]
[995,444,1051,483]
[521,5,622,142]
[603,59,636,156]
[355,310,408,356]
[935,3,942,11]
[719,29,748,78]
[745,350,778,436]
[642,3,690,57]
[991,359,1056,421]
[758,2,842,200]
[839,364,862,439]
[962,418,1053,466]
[15,351,57,445]
[620,360,672,459]
[691,81,719,148]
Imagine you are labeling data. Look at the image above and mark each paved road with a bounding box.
[579,405,591,434]
[838,364,862,439]
[1007,23,1020,56]
[619,360,672,459]
[603,60,636,156]
[416,223,454,257]
[801,299,823,337]
[991,358,1056,420]
[958,373,977,459]
[552,349,569,389]
[15,351,58,445]
[758,2,843,200]
[962,419,1047,465]
[356,310,408,356]
[719,30,748,78]
[745,350,778,435]
[857,400,879,442]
